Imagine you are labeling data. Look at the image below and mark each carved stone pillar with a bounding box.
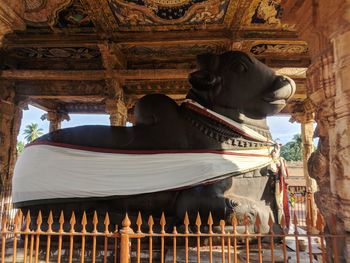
[105,79,127,126]
[0,81,25,190]
[331,30,350,251]
[105,98,127,126]
[290,103,318,227]
[125,96,138,125]
[282,0,350,260]
[100,43,127,126]
[41,111,70,132]
[300,120,316,187]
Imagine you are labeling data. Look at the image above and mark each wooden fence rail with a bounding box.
[0,209,345,263]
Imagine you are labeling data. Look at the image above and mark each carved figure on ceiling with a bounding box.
[23,0,70,24]
[54,0,94,28]
[11,47,101,59]
[189,1,225,23]
[241,0,291,29]
[122,42,228,58]
[252,0,281,25]
[250,44,308,56]
[109,0,229,26]
[24,0,47,13]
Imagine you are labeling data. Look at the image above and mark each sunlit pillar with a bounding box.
[290,105,318,227]
[105,98,127,126]
[41,111,70,133]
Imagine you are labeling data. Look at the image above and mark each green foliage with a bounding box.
[16,141,25,154]
[280,134,303,161]
[23,123,44,143]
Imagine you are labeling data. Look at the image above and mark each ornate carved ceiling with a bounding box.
[18,0,297,32]
[108,0,232,30]
[0,0,309,114]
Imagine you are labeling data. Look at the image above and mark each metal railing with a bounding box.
[0,185,17,233]
[0,209,345,263]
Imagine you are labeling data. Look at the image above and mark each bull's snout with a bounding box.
[263,75,296,104]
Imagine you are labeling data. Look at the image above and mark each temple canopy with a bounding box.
[0,0,308,119]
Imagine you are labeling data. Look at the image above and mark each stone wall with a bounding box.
[283,0,350,260]
[0,81,23,190]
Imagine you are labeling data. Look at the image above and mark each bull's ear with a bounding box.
[196,53,219,71]
[263,75,296,102]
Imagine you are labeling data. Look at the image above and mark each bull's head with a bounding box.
[188,51,295,122]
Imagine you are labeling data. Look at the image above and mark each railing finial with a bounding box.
[160,212,166,234]
[122,213,131,228]
[207,212,213,234]
[136,212,142,233]
[184,212,189,234]
[81,211,87,233]
[195,212,202,234]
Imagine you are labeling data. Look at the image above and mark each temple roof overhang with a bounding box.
[0,0,310,115]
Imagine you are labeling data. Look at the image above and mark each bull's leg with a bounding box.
[175,169,280,233]
[224,194,274,234]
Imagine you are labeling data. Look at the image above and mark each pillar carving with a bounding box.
[331,29,350,234]
[282,0,350,260]
[98,42,126,73]
[41,111,70,132]
[105,79,127,126]
[289,103,316,188]
[106,98,127,126]
[125,96,138,125]
[0,81,25,190]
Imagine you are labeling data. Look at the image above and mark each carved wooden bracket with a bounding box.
[41,110,70,122]
[288,99,315,124]
[41,110,70,132]
[98,42,126,72]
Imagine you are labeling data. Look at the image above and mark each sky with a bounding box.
[18,105,302,145]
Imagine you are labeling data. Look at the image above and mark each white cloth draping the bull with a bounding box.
[12,144,274,204]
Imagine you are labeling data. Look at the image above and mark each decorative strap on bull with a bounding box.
[182,99,274,143]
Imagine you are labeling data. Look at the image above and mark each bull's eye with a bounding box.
[231,62,247,73]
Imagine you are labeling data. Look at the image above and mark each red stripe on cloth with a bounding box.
[27,141,271,157]
[283,177,291,227]
[283,159,289,177]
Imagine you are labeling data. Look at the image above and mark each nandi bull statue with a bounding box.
[13,51,295,233]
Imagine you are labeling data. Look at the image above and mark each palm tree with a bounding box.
[16,141,26,154]
[280,134,303,161]
[23,123,44,143]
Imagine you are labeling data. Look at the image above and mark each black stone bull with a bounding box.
[15,51,295,233]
